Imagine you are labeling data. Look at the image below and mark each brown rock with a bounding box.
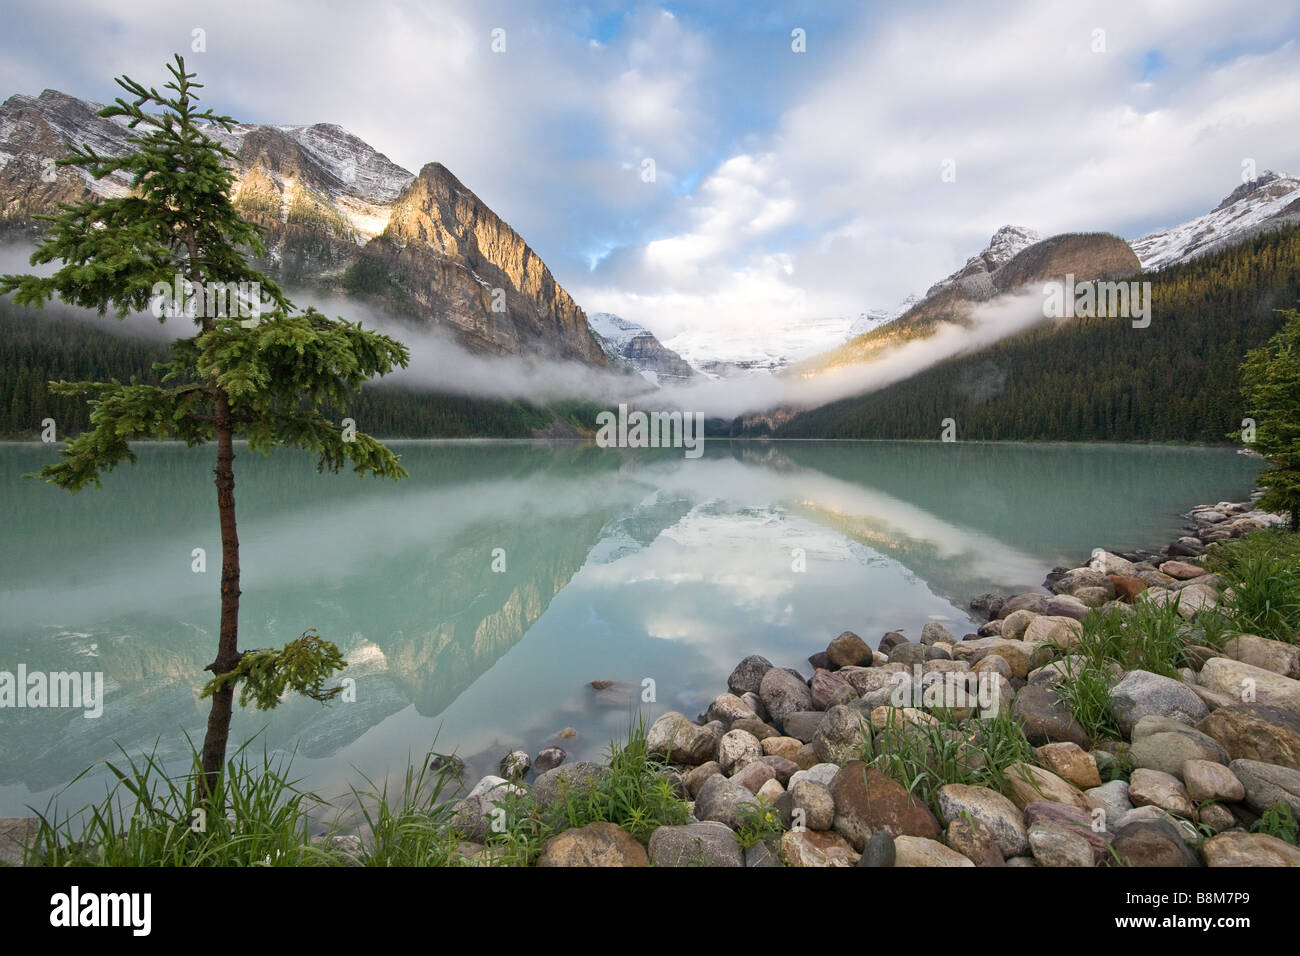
[827,631,873,668]
[944,816,1006,866]
[1159,560,1206,580]
[1035,742,1103,790]
[828,761,942,850]
[780,828,859,867]
[1107,574,1147,602]
[537,822,649,867]
[1004,762,1091,811]
[1197,704,1300,770]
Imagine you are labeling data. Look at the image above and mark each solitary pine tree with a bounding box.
[1239,307,1300,532]
[0,55,410,796]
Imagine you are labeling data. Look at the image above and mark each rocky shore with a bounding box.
[442,492,1300,867]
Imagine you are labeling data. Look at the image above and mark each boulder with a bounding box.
[998,593,1051,618]
[730,760,776,794]
[826,631,872,668]
[761,735,803,762]
[1199,657,1300,712]
[810,668,853,710]
[893,835,976,867]
[1001,609,1039,641]
[1108,670,1209,737]
[812,704,867,765]
[730,717,781,741]
[828,761,942,849]
[1202,831,1300,867]
[537,822,648,867]
[1023,801,1114,862]
[1024,615,1083,647]
[728,655,774,696]
[534,746,567,774]
[718,729,763,775]
[1085,779,1133,829]
[1028,821,1095,867]
[1128,769,1195,818]
[694,774,760,829]
[759,668,814,730]
[1197,705,1300,770]
[1035,742,1102,790]
[1182,759,1245,803]
[789,780,836,831]
[859,830,896,867]
[1128,726,1229,779]
[1111,818,1199,867]
[531,761,610,809]
[781,711,825,743]
[499,752,530,780]
[780,829,859,867]
[921,621,957,645]
[1229,759,1300,816]
[683,761,722,799]
[646,712,716,765]
[1014,684,1091,748]
[1003,763,1091,811]
[1222,635,1300,680]
[936,783,1029,857]
[944,815,1006,866]
[1159,560,1206,580]
[648,822,744,867]
[706,692,758,726]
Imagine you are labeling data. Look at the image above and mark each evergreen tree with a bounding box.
[0,55,410,795]
[1239,307,1300,531]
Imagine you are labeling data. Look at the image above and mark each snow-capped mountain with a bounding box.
[924,224,1043,300]
[662,302,913,379]
[0,89,607,365]
[587,313,696,385]
[1131,171,1300,270]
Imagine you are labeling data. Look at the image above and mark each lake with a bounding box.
[0,440,1262,820]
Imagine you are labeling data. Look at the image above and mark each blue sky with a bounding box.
[3,0,1300,341]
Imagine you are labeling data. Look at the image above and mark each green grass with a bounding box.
[867,708,1038,816]
[27,737,338,867]
[22,718,689,867]
[1203,532,1300,645]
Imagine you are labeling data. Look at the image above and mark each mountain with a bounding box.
[798,228,1140,375]
[1131,171,1300,271]
[776,224,1300,442]
[587,312,696,385]
[0,89,607,366]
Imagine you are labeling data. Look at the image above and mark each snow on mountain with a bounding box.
[588,313,696,385]
[1131,171,1300,270]
[924,225,1042,300]
[663,301,914,379]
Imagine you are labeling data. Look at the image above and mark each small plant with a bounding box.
[733,796,784,850]
[1251,801,1300,846]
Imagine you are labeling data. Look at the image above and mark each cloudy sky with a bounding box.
[3,0,1299,342]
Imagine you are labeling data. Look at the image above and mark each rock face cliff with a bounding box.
[798,228,1141,374]
[0,89,607,365]
[588,312,696,384]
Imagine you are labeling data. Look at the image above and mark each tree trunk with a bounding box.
[199,386,241,798]
[1291,507,1298,534]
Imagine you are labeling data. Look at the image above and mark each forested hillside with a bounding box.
[0,300,599,439]
[776,226,1300,442]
